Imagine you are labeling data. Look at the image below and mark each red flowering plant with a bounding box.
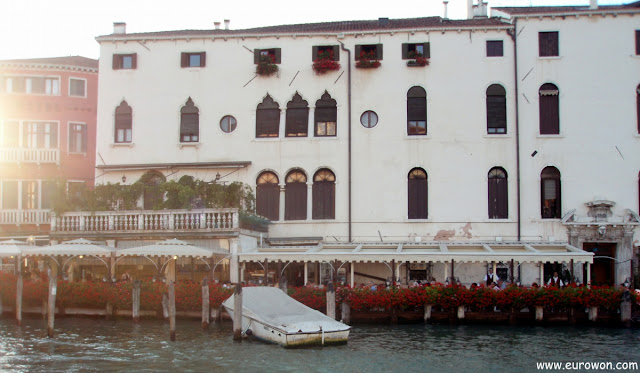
[495,285,528,310]
[0,272,17,306]
[56,281,111,309]
[312,50,341,75]
[355,50,381,69]
[407,51,429,67]
[256,54,278,76]
[208,282,234,309]
[467,285,497,311]
[288,286,327,311]
[436,285,473,309]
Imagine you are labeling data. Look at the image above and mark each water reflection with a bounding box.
[1,318,639,372]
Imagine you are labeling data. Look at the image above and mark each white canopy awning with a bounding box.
[116,238,228,258]
[21,238,114,257]
[238,242,594,264]
[0,239,27,257]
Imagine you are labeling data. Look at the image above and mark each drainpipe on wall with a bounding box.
[508,18,522,241]
[339,41,352,242]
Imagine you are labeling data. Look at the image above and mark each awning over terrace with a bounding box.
[21,238,113,257]
[238,242,594,264]
[115,238,228,258]
[0,239,26,257]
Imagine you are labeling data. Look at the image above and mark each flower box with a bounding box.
[312,50,341,75]
[256,54,278,76]
[355,50,381,69]
[406,52,429,67]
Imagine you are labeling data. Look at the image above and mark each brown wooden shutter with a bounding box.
[332,45,340,61]
[401,43,409,59]
[200,52,206,67]
[488,176,508,219]
[423,43,430,58]
[407,97,426,122]
[285,108,309,137]
[539,32,559,57]
[181,53,188,67]
[274,48,282,64]
[408,178,428,219]
[257,184,279,221]
[254,49,260,64]
[635,30,640,55]
[354,45,362,59]
[312,181,335,219]
[113,54,120,69]
[539,95,559,134]
[376,44,383,60]
[285,183,307,220]
[312,46,319,61]
[637,85,640,134]
[131,54,137,69]
[487,86,507,134]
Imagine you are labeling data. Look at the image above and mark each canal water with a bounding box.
[1,318,639,373]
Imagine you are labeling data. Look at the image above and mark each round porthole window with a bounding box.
[220,115,237,133]
[360,110,378,128]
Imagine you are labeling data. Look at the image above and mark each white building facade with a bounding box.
[86,2,640,287]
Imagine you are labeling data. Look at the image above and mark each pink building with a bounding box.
[0,56,98,242]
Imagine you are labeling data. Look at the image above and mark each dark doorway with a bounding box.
[583,242,616,286]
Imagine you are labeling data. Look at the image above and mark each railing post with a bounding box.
[138,214,144,230]
[169,212,175,230]
[232,210,239,229]
[79,213,86,231]
[50,212,57,232]
[108,215,115,230]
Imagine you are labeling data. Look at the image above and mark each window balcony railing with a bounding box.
[0,209,51,225]
[51,208,239,233]
[0,148,60,164]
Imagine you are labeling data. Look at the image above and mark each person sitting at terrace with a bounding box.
[547,272,564,287]
[484,271,499,286]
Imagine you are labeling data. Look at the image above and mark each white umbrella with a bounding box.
[21,238,114,257]
[116,238,226,258]
[0,239,26,257]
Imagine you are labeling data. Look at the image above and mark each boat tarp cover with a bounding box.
[223,287,350,334]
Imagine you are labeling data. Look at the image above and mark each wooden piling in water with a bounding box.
[162,293,169,319]
[47,262,58,338]
[535,306,544,322]
[621,290,632,327]
[233,284,242,341]
[326,282,336,320]
[341,301,350,324]
[168,281,176,341]
[202,277,210,329]
[16,274,22,326]
[424,304,432,323]
[132,280,141,323]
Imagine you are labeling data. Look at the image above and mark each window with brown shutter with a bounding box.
[315,91,337,137]
[487,84,507,134]
[285,170,307,221]
[254,48,282,64]
[112,53,137,70]
[285,92,309,137]
[408,168,428,219]
[407,86,427,135]
[541,166,561,219]
[180,97,199,142]
[115,100,133,143]
[636,30,640,55]
[312,45,340,61]
[401,43,430,59]
[488,167,508,219]
[256,94,280,138]
[181,52,206,67]
[486,40,503,57]
[538,32,559,57]
[539,83,560,134]
[355,44,383,60]
[256,171,280,221]
[312,169,335,220]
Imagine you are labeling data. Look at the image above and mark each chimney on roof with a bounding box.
[224,19,230,30]
[589,0,598,9]
[467,0,474,19]
[214,22,221,30]
[378,17,389,26]
[113,22,126,34]
[443,0,449,19]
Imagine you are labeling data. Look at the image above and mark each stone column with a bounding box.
[278,185,285,222]
[306,183,313,221]
[618,226,634,286]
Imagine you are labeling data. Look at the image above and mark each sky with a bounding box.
[0,0,628,61]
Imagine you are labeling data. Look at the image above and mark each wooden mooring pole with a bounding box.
[341,301,351,324]
[168,280,176,341]
[132,280,141,323]
[326,282,336,320]
[233,284,242,341]
[16,258,22,326]
[202,277,210,329]
[47,261,58,338]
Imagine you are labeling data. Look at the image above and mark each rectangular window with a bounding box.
[22,181,38,209]
[181,52,206,68]
[312,45,340,61]
[636,30,640,55]
[1,121,19,147]
[538,32,559,57]
[41,180,56,209]
[112,53,137,70]
[46,77,59,95]
[285,109,309,137]
[68,122,87,153]
[180,113,199,142]
[69,78,86,97]
[401,43,430,59]
[315,121,336,136]
[355,44,384,60]
[23,122,58,149]
[4,77,13,93]
[1,181,18,209]
[486,40,503,57]
[254,48,282,64]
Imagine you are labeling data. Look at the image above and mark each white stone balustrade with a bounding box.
[0,209,51,225]
[51,208,239,232]
[0,148,60,164]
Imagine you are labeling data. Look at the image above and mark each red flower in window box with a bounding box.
[312,50,341,75]
[256,54,278,76]
[407,51,430,67]
[355,50,381,69]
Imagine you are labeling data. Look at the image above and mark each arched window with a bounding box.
[486,84,506,134]
[636,84,640,134]
[315,91,337,137]
[256,94,280,138]
[256,171,279,221]
[541,166,561,219]
[285,92,309,137]
[488,167,508,219]
[407,86,427,135]
[180,97,199,142]
[285,169,307,220]
[140,171,166,210]
[115,100,132,143]
[408,168,428,219]
[539,83,559,135]
[312,169,335,219]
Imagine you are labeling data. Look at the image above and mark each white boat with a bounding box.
[222,287,350,347]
